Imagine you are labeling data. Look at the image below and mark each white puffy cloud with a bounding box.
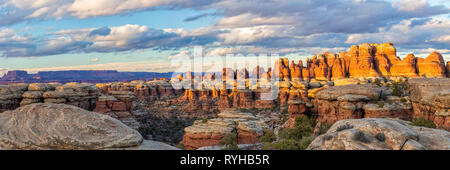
[345,18,450,49]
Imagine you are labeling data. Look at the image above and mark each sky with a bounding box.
[0,0,449,76]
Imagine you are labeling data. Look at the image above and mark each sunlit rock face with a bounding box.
[307,118,450,150]
[416,52,447,78]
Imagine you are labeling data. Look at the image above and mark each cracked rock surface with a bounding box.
[307,118,450,150]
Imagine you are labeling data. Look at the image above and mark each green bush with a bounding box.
[353,131,370,143]
[281,108,289,115]
[317,123,332,135]
[263,115,318,150]
[391,81,406,97]
[410,118,436,129]
[176,143,185,150]
[201,118,208,123]
[279,115,315,140]
[377,101,385,108]
[375,133,385,142]
[298,137,313,149]
[262,139,300,150]
[262,138,312,150]
[336,124,353,132]
[373,78,382,87]
[369,95,379,102]
[219,133,239,150]
[323,135,333,141]
[400,98,407,103]
[260,131,276,143]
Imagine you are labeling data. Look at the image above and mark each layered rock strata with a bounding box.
[94,91,140,130]
[407,78,450,130]
[96,80,180,102]
[182,109,269,150]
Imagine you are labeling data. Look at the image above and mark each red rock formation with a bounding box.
[390,54,419,77]
[276,58,291,80]
[348,43,381,78]
[447,61,450,78]
[416,52,446,78]
[331,58,346,79]
[290,60,302,80]
[285,100,308,128]
[375,43,400,63]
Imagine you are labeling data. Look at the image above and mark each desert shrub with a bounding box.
[317,123,332,135]
[270,105,280,113]
[281,108,289,115]
[336,124,354,132]
[262,138,312,150]
[201,118,208,123]
[260,131,276,143]
[410,118,436,129]
[298,137,313,149]
[391,81,407,97]
[200,116,214,123]
[378,101,385,108]
[353,131,370,143]
[279,115,315,140]
[323,135,333,141]
[176,143,185,150]
[262,139,300,150]
[400,98,407,103]
[375,133,385,142]
[373,78,382,87]
[369,95,379,102]
[386,100,393,105]
[264,115,317,150]
[219,133,239,150]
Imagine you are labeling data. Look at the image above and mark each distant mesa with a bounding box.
[0,70,173,85]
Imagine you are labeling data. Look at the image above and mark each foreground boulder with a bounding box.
[0,103,152,150]
[307,118,450,150]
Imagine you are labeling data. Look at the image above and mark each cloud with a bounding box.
[90,58,99,62]
[1,0,219,24]
[394,0,449,17]
[0,24,218,57]
[0,0,448,60]
[89,27,111,37]
[184,12,218,22]
[345,18,450,49]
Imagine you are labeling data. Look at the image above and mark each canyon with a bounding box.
[0,43,449,150]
